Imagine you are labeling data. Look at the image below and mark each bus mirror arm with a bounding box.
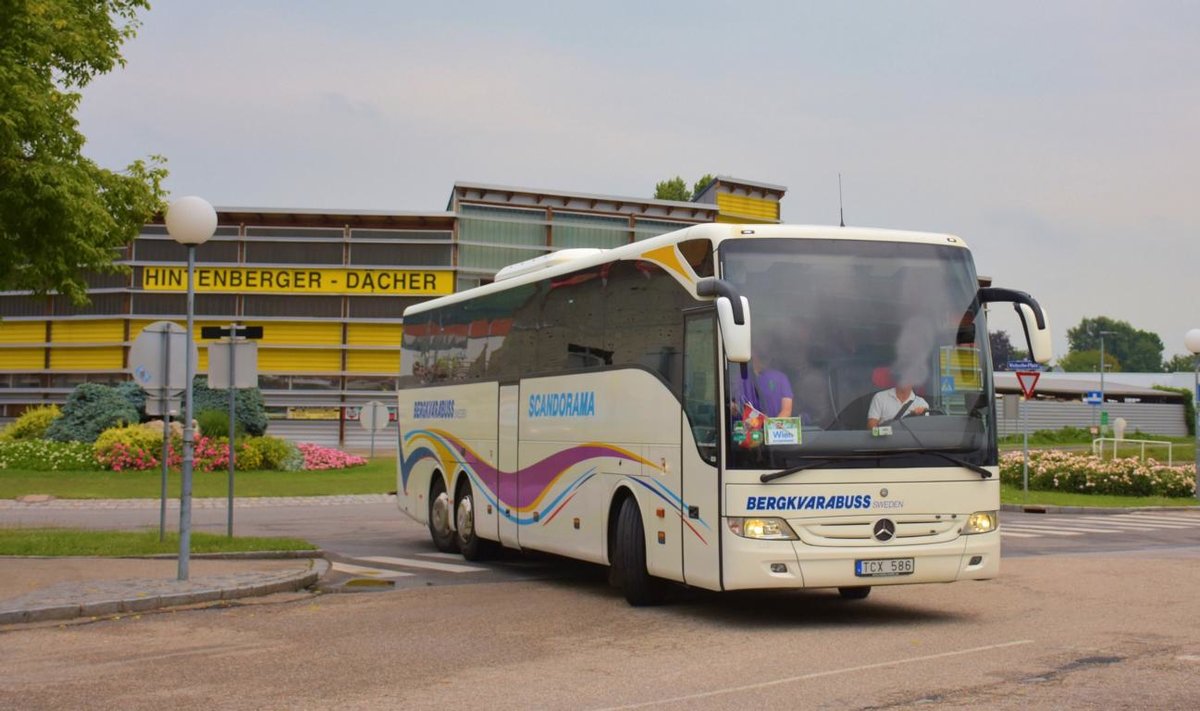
[978,288,1044,330]
[696,278,745,324]
[978,287,1053,364]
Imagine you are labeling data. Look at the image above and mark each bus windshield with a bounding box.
[719,237,995,471]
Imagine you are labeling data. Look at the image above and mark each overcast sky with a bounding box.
[77,1,1200,362]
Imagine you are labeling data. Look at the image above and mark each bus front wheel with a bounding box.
[428,477,458,553]
[613,497,666,606]
[455,481,496,561]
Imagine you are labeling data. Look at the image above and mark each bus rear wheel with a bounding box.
[428,476,458,553]
[613,497,666,606]
[838,586,871,600]
[455,481,496,561]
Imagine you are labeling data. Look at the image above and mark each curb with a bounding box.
[0,558,328,626]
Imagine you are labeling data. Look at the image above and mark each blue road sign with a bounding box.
[1085,390,1103,405]
[1007,359,1041,371]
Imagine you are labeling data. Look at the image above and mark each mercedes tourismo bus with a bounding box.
[395,224,1051,605]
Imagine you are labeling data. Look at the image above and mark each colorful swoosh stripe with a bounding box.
[401,428,709,539]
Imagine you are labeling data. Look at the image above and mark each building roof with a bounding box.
[451,181,717,212]
[994,372,1186,401]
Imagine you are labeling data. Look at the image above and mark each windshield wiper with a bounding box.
[923,450,993,479]
[760,458,840,483]
[760,450,992,483]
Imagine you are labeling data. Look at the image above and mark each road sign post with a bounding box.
[359,400,391,458]
[203,324,262,537]
[130,321,195,540]
[1015,371,1040,498]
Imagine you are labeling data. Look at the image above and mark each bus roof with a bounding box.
[403,223,968,317]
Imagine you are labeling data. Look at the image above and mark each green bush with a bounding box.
[0,405,61,442]
[116,380,148,421]
[241,435,302,471]
[197,409,243,439]
[0,439,100,470]
[1000,450,1195,497]
[234,438,264,471]
[93,424,164,470]
[46,384,140,443]
[193,377,269,436]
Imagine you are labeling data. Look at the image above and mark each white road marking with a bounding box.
[999,531,1040,538]
[596,640,1035,710]
[1006,523,1120,534]
[1072,517,1190,530]
[358,555,486,573]
[997,525,1080,536]
[331,562,413,579]
[1121,513,1200,524]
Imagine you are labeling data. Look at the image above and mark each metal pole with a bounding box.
[1022,395,1029,498]
[178,246,196,581]
[1099,333,1106,435]
[227,331,237,538]
[159,326,170,541]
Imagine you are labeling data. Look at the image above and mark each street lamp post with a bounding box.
[164,197,216,581]
[1185,329,1200,502]
[1097,329,1115,432]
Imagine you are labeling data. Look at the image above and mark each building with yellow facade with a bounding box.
[0,176,784,439]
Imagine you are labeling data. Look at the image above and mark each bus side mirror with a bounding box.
[1017,303,1053,364]
[978,287,1053,365]
[697,277,752,363]
[717,296,752,363]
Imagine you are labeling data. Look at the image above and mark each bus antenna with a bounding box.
[838,173,845,227]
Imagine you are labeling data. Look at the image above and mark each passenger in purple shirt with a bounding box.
[738,353,794,418]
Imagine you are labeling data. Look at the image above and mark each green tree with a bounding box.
[691,173,715,199]
[654,173,716,202]
[1057,349,1121,374]
[1065,316,1164,372]
[0,0,167,305]
[1163,353,1198,372]
[989,330,1028,368]
[653,176,691,201]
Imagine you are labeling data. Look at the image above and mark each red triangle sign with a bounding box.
[1016,371,1040,399]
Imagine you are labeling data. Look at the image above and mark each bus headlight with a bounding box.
[727,517,799,540]
[964,511,998,535]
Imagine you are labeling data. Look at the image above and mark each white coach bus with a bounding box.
[395,224,1051,605]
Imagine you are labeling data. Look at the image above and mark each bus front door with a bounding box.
[681,311,722,590]
[497,384,520,549]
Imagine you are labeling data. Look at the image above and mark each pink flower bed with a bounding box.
[297,442,367,470]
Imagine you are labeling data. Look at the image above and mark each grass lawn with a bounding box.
[0,527,316,556]
[0,457,396,499]
[1001,483,1198,509]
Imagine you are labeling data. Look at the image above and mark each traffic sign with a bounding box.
[359,401,391,432]
[1084,390,1103,405]
[1007,359,1041,371]
[1016,371,1040,399]
[129,321,195,392]
[201,325,264,340]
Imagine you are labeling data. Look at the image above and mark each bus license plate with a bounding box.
[855,558,914,577]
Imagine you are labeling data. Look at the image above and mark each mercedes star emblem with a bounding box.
[873,518,896,542]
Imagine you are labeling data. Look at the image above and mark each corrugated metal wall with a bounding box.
[998,400,1188,437]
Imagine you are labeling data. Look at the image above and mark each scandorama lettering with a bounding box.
[746,494,873,511]
[528,391,596,418]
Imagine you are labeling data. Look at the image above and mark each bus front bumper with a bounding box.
[721,529,999,591]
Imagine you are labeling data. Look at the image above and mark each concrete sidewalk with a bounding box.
[0,555,327,626]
